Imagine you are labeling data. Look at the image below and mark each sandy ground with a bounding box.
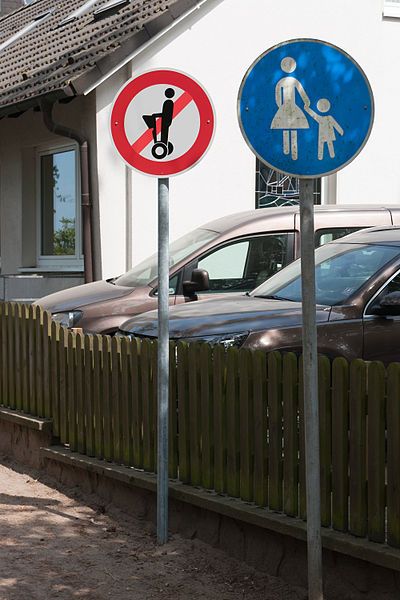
[0,456,306,600]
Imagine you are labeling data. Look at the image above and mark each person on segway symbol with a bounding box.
[142,88,175,160]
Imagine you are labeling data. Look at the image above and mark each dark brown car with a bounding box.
[118,227,400,364]
[37,205,400,334]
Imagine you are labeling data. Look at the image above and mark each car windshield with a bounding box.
[252,242,400,305]
[114,228,219,288]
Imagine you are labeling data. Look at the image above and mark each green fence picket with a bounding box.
[168,341,178,479]
[50,320,60,437]
[102,336,113,462]
[7,302,16,409]
[200,343,214,490]
[226,348,240,498]
[177,342,190,483]
[253,350,268,508]
[367,361,386,543]
[131,338,143,469]
[349,359,367,537]
[213,345,226,494]
[21,305,30,414]
[318,355,332,527]
[67,331,77,451]
[76,333,85,455]
[332,357,349,532]
[14,303,23,411]
[239,348,254,502]
[188,343,201,486]
[93,334,104,459]
[120,337,133,466]
[58,327,68,444]
[142,339,154,472]
[283,353,298,517]
[111,336,122,464]
[298,357,306,520]
[387,362,400,548]
[42,311,51,418]
[84,335,95,457]
[268,351,283,511]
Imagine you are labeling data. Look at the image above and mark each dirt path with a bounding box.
[0,456,306,600]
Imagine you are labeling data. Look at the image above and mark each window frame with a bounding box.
[36,142,83,271]
[383,0,400,17]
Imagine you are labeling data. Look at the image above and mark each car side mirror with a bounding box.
[370,291,400,316]
[182,268,210,297]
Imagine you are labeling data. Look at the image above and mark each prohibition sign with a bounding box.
[111,69,215,177]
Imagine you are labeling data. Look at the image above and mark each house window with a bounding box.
[38,146,83,270]
[383,0,400,17]
[255,158,321,208]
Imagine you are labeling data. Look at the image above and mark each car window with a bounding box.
[114,228,219,287]
[153,274,179,297]
[367,270,400,314]
[315,227,363,247]
[253,242,400,306]
[197,234,290,293]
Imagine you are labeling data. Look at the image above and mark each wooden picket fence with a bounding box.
[1,301,400,549]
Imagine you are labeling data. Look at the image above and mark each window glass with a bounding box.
[198,234,290,293]
[367,271,400,313]
[253,242,400,306]
[255,158,321,208]
[115,228,218,287]
[315,227,363,247]
[40,149,77,257]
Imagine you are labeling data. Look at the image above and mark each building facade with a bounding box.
[0,0,398,299]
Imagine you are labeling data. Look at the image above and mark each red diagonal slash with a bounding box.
[131,91,193,154]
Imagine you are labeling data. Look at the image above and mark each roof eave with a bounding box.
[71,0,209,96]
[0,85,75,118]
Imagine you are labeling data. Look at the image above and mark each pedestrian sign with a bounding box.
[238,39,374,178]
[111,69,215,177]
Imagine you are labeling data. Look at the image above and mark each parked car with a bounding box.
[118,226,400,364]
[36,205,400,334]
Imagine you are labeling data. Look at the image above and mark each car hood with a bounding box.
[36,279,133,313]
[120,295,331,338]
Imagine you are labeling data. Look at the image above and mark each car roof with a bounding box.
[200,205,393,234]
[335,225,400,245]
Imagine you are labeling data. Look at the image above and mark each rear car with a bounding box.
[36,205,400,333]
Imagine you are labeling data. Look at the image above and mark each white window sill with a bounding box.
[19,267,84,274]
[383,5,400,17]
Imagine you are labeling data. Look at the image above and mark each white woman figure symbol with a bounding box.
[270,56,311,161]
[304,99,344,160]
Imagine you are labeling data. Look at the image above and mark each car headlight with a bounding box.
[182,332,248,349]
[52,311,82,328]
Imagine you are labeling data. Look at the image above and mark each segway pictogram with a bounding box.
[111,69,215,177]
[143,88,175,160]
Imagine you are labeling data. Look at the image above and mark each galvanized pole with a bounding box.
[299,178,324,600]
[157,177,169,545]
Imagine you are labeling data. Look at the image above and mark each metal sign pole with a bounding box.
[157,177,169,545]
[299,178,323,600]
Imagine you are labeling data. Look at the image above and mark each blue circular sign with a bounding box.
[238,39,374,178]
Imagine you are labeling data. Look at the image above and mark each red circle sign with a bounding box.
[110,69,215,177]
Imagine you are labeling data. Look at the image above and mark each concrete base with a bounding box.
[0,408,53,467]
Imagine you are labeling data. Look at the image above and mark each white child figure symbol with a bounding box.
[305,99,344,160]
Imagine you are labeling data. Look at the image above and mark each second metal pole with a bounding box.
[299,178,323,600]
[157,177,169,545]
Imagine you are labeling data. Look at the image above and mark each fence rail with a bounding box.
[1,301,399,548]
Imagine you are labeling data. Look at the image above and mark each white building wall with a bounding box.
[96,0,399,278]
